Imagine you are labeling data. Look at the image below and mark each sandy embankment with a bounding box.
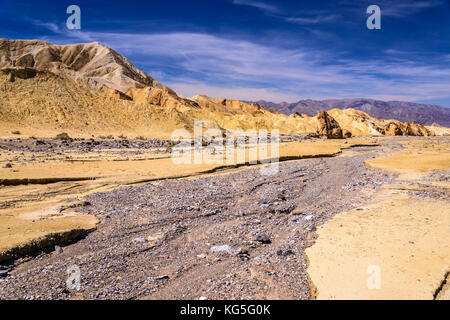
[306,138,450,300]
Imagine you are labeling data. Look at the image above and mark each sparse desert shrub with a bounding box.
[56,132,71,140]
[118,134,127,139]
[12,131,21,135]
[136,136,146,141]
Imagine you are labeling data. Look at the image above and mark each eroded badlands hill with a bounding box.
[0,39,447,138]
[0,39,170,94]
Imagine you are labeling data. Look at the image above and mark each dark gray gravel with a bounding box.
[0,141,405,300]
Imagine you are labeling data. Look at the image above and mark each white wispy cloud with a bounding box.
[36,29,450,104]
[32,20,60,33]
[232,0,279,13]
[380,0,445,17]
[285,14,341,25]
[233,0,341,25]
[233,0,446,26]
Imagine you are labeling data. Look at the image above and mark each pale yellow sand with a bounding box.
[366,139,450,179]
[0,201,99,262]
[306,139,450,300]
[306,193,449,300]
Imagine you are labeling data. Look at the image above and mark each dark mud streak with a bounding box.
[433,271,449,300]
[0,228,97,264]
[0,177,97,186]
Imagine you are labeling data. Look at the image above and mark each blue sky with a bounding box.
[1,0,449,106]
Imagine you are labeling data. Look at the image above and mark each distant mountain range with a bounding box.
[254,99,450,128]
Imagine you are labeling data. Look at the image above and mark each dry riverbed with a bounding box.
[0,136,376,263]
[0,136,448,300]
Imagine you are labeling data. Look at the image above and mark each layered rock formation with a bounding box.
[328,108,435,137]
[316,111,343,139]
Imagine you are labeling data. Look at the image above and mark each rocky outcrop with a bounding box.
[316,111,343,139]
[384,121,403,136]
[328,108,439,137]
[291,112,313,119]
[2,67,38,81]
[256,98,450,128]
[194,95,279,117]
[384,121,435,137]
[127,87,198,109]
[404,123,434,137]
[343,130,352,139]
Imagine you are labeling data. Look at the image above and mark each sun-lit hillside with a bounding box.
[0,39,446,139]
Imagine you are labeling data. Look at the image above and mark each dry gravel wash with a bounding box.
[0,141,398,300]
[0,137,375,262]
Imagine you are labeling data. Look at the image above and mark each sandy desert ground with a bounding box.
[0,135,375,262]
[0,135,448,300]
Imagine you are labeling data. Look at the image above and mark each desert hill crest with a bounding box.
[0,39,447,138]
